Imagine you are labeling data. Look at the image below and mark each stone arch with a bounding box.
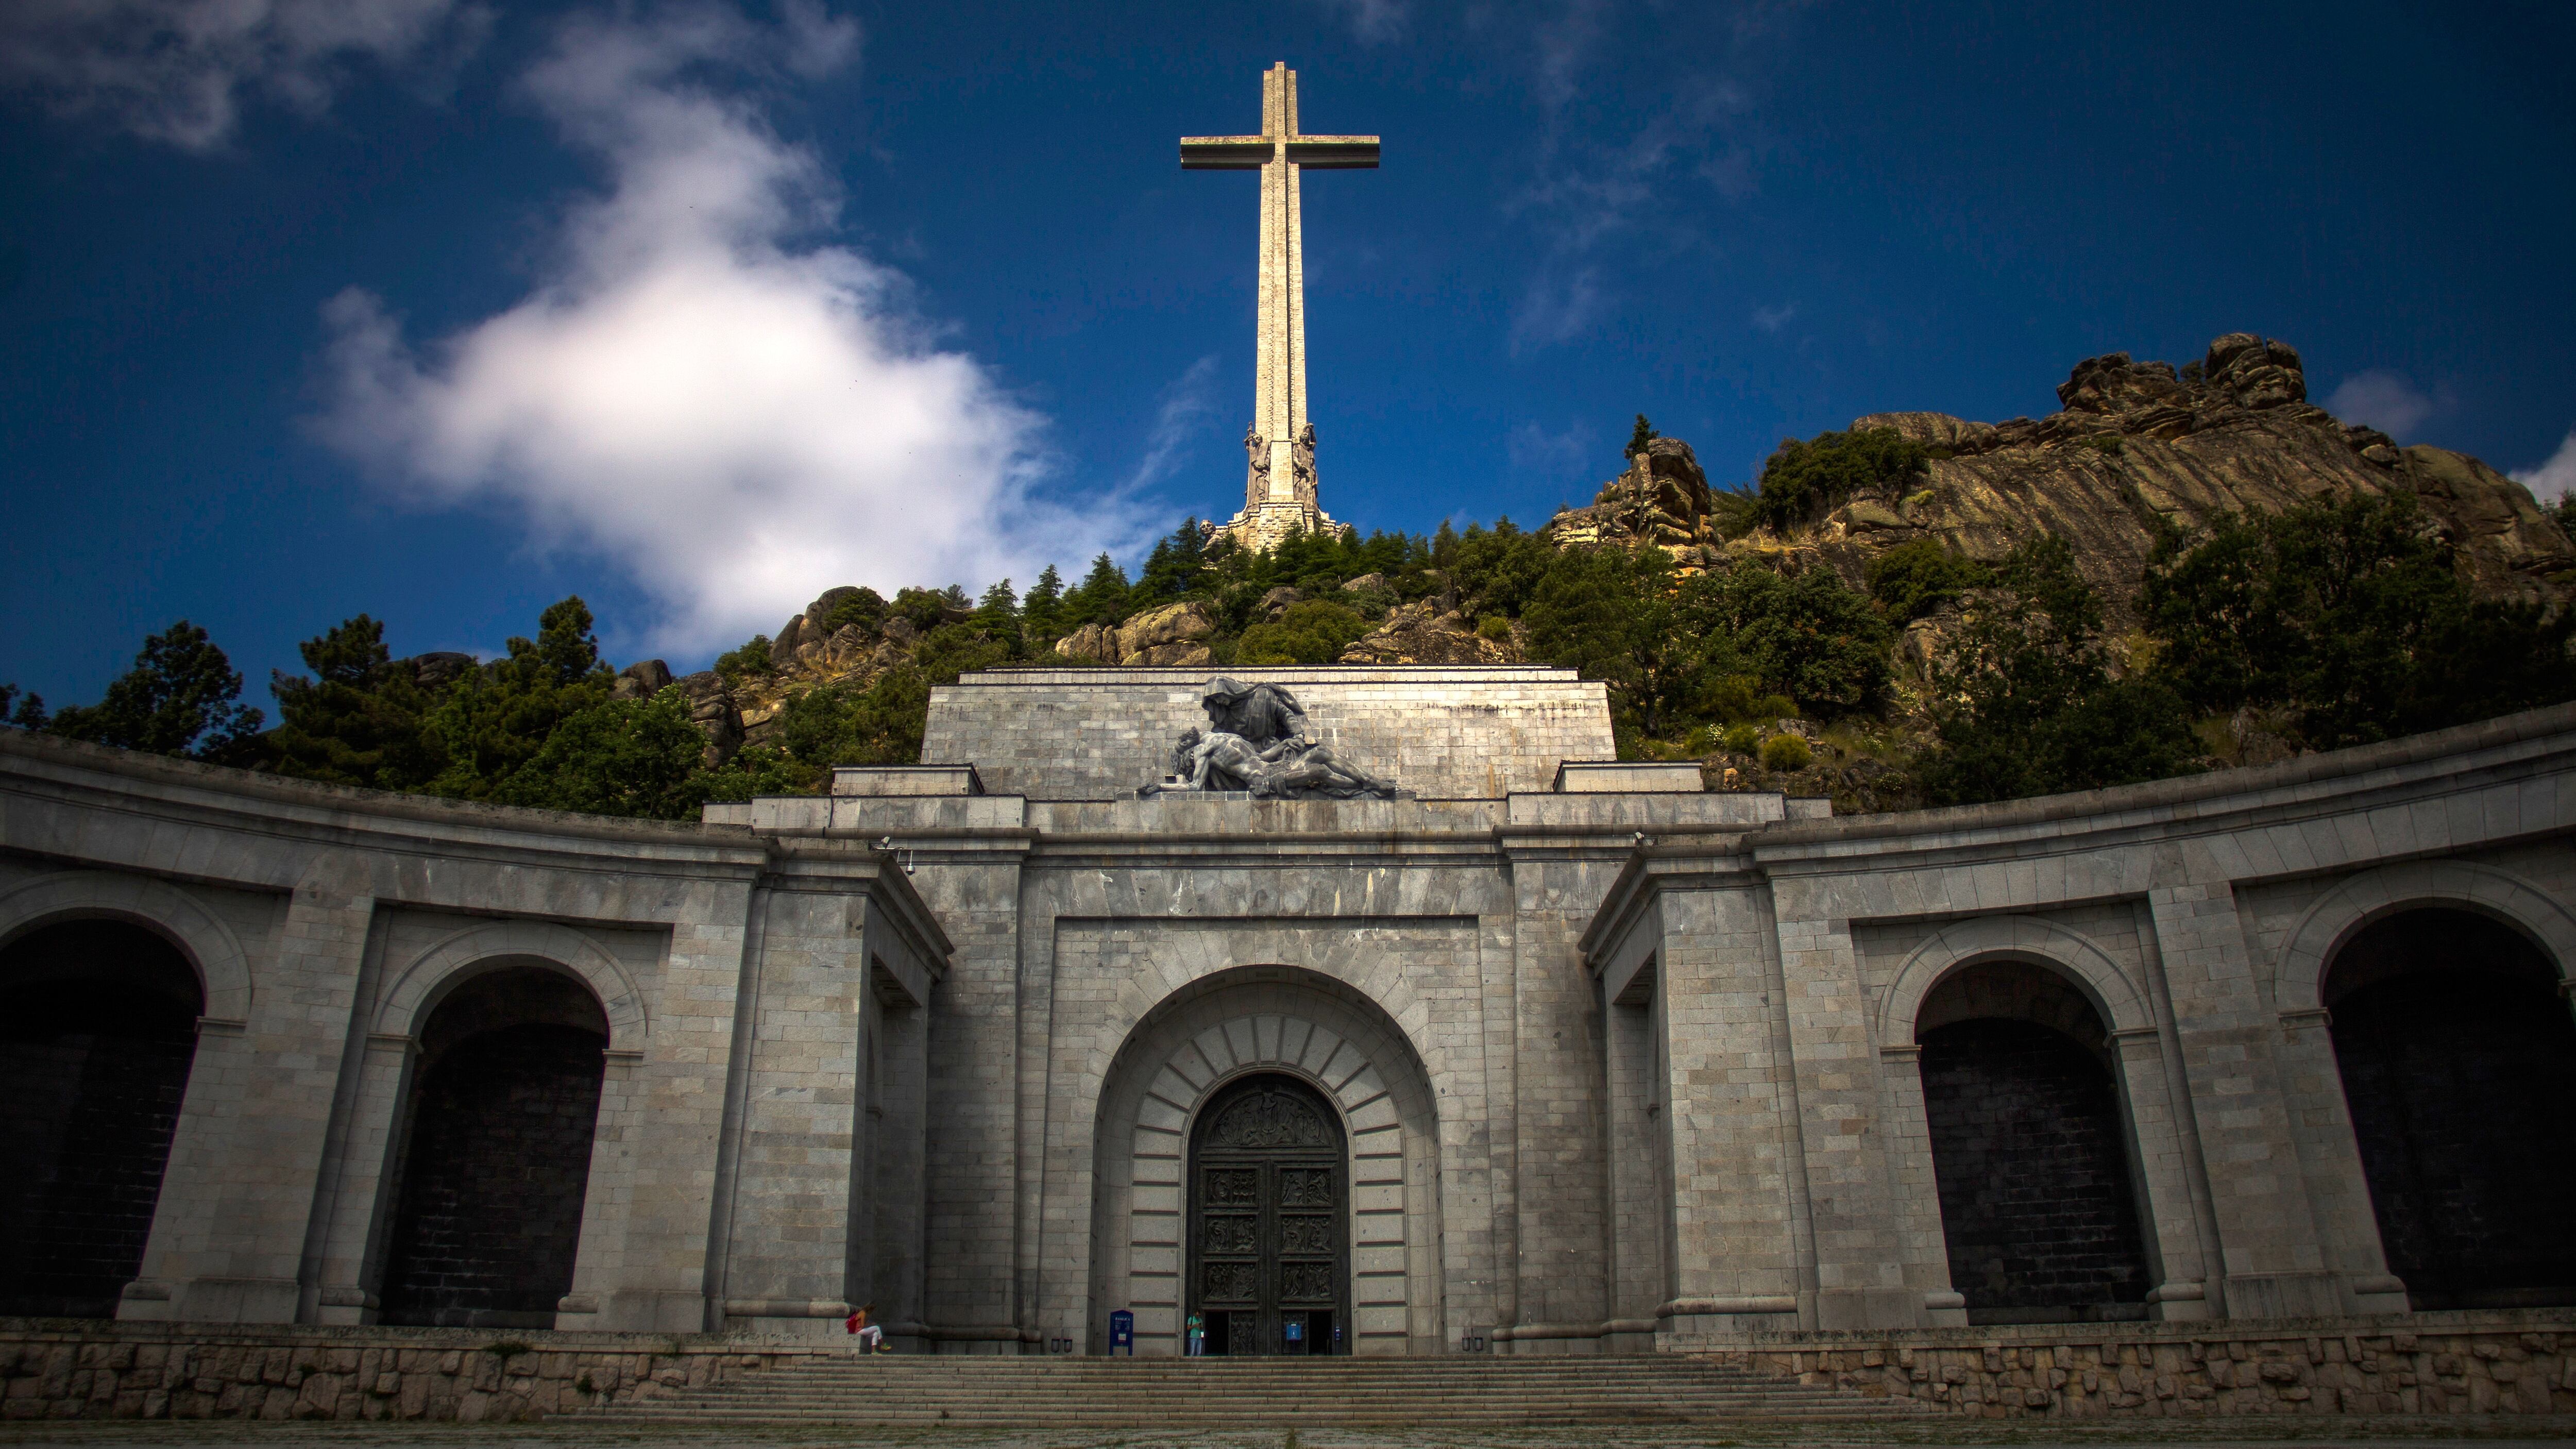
[377,964,612,1327]
[0,870,252,1024]
[1880,914,2152,1048]
[1086,965,1444,1357]
[2275,860,2576,1017]
[377,920,646,1051]
[0,916,206,1318]
[2311,902,2576,1309]
[1911,958,2155,1321]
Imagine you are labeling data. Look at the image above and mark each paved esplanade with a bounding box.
[1183,63,1375,550]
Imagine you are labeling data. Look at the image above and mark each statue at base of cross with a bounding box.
[1138,678,1401,800]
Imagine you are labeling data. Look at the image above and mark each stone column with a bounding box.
[602,879,757,1332]
[869,984,930,1348]
[1768,895,1928,1329]
[121,854,375,1324]
[1600,985,1665,1351]
[1871,1044,1965,1325]
[706,882,871,1338]
[2271,1008,2409,1310]
[556,1044,647,1328]
[2109,1024,2217,1320]
[2145,878,2359,1317]
[303,1031,415,1325]
[1652,885,1811,1338]
[915,851,1028,1351]
[1501,853,1621,1351]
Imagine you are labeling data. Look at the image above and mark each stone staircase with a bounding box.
[588,1353,1920,1427]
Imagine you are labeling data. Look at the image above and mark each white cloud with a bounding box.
[2326,368,2437,442]
[0,0,487,149]
[1750,301,1796,333]
[2511,429,2576,506]
[1125,355,1221,494]
[1314,0,1407,43]
[1506,419,1594,478]
[314,3,1153,660]
[1508,265,1603,355]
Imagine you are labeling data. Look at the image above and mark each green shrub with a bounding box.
[1523,545,1680,735]
[820,587,888,635]
[1671,562,1893,717]
[1721,723,1759,754]
[714,634,773,685]
[1477,615,1512,641]
[1700,675,1758,722]
[2141,490,2576,750]
[1916,534,2199,805]
[1235,601,1372,665]
[1750,427,1929,532]
[1866,540,1990,624]
[1759,734,1812,771]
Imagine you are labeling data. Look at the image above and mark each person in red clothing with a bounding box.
[843,1303,888,1353]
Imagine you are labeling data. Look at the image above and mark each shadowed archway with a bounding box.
[377,963,609,1328]
[1917,959,2151,1324]
[2327,907,2576,1309]
[0,919,204,1318]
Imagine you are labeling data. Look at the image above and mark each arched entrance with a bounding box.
[1188,1072,1350,1356]
[1082,965,1447,1356]
[1917,960,2151,1323]
[378,964,608,1327]
[2327,907,2576,1308]
[0,919,203,1318]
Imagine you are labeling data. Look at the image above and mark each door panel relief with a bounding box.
[1188,1074,1349,1354]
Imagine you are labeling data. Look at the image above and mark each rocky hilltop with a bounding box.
[1548,332,2572,624]
[588,331,2569,774]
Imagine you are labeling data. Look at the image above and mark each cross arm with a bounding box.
[1180,135,1270,170]
[1284,136,1380,170]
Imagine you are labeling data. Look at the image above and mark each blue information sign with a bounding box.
[1108,1309,1134,1355]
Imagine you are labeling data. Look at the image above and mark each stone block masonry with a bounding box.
[9,679,2576,1421]
[1717,1311,2576,1418]
[921,666,1614,800]
[0,1322,826,1422]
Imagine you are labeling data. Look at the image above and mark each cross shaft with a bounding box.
[1180,63,1378,546]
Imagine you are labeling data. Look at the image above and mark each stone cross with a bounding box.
[1182,63,1377,539]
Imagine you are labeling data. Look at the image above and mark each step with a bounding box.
[583,1354,1918,1427]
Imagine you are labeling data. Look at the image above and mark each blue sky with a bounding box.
[4,0,2572,704]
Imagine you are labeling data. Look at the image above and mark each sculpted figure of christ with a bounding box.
[1138,678,1398,799]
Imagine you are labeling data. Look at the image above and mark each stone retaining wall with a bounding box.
[1713,1311,2576,1418]
[0,1320,828,1422]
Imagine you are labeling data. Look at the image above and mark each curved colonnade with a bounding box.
[2,692,2574,1353]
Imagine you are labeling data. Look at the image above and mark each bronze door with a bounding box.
[1187,1074,1349,1355]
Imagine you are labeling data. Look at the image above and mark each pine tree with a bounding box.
[1064,553,1131,629]
[0,684,47,730]
[419,597,614,800]
[269,614,442,789]
[46,620,265,762]
[1023,564,1066,639]
[492,686,710,819]
[1625,414,1658,459]
[1137,520,1207,603]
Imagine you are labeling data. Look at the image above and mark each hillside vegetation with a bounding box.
[10,333,2573,819]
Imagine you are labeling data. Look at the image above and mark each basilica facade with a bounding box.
[3,665,2572,1357]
